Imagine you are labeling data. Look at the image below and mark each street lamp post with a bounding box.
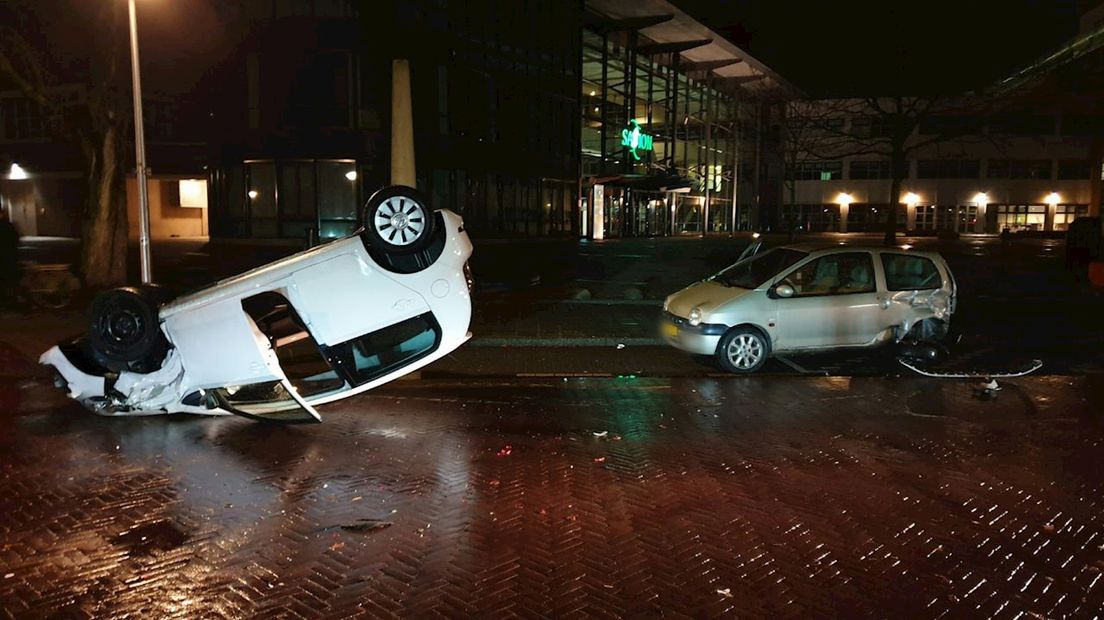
[127,0,152,284]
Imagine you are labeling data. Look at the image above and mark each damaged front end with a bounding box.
[40,340,195,416]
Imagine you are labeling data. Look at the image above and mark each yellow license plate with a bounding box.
[662,322,679,338]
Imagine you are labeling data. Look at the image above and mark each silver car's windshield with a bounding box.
[712,248,808,289]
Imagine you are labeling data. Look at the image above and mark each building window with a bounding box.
[918,115,982,135]
[1053,204,1088,231]
[917,159,980,179]
[283,50,354,129]
[236,159,357,239]
[914,205,935,230]
[995,204,1046,232]
[793,161,842,181]
[987,159,1051,180]
[850,116,892,139]
[988,115,1056,136]
[848,160,891,180]
[1057,159,1091,180]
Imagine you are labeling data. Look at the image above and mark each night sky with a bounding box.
[673,0,1083,96]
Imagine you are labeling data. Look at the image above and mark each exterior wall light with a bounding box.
[1045,192,1060,205]
[973,192,989,206]
[248,190,259,199]
[903,192,920,207]
[345,170,357,181]
[8,163,28,180]
[836,193,853,233]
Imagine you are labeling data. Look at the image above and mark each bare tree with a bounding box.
[788,96,993,244]
[0,2,131,289]
[780,99,851,233]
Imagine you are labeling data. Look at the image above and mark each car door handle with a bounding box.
[878,296,890,309]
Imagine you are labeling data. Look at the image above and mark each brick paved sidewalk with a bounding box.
[2,375,1102,617]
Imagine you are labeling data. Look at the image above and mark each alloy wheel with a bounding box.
[726,333,763,370]
[373,197,426,246]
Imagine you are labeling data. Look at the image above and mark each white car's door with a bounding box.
[775,251,885,349]
[208,315,322,423]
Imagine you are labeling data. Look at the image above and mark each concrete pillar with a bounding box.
[1045,203,1056,231]
[906,205,916,232]
[592,184,605,240]
[975,204,986,233]
[391,59,416,187]
[839,204,849,233]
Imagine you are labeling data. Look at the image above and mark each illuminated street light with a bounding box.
[7,163,28,180]
[128,0,152,284]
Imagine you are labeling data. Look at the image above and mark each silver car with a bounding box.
[662,244,957,373]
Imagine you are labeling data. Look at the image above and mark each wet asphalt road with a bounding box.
[3,375,1104,618]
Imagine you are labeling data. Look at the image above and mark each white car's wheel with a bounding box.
[87,286,168,373]
[716,326,770,373]
[362,186,436,254]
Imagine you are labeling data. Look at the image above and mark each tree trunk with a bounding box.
[81,123,129,289]
[884,151,906,246]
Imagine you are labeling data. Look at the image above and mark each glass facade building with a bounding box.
[579,2,791,238]
[581,29,738,237]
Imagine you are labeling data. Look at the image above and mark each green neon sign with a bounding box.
[621,120,654,160]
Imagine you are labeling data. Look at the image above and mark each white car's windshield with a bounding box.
[712,248,808,289]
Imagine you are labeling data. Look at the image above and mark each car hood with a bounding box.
[666,280,752,318]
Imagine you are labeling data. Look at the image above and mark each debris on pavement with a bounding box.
[496,444,513,457]
[592,430,608,438]
[340,519,393,533]
[717,588,733,598]
[616,343,625,350]
[973,379,1002,400]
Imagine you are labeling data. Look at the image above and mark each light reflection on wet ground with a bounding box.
[1,375,1102,617]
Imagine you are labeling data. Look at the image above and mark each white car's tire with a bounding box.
[87,286,168,373]
[362,186,437,255]
[716,326,770,374]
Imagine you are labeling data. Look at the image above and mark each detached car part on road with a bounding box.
[662,244,957,373]
[41,186,473,423]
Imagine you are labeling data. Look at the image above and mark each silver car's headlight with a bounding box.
[688,307,702,326]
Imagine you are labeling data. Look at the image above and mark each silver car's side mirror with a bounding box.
[775,283,795,298]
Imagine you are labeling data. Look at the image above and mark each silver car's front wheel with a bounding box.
[716,327,770,373]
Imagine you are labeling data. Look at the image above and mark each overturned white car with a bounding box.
[41,186,473,423]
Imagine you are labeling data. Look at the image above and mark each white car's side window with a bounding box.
[881,254,941,291]
[783,252,876,297]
